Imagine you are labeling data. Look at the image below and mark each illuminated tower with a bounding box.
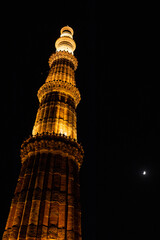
[3,26,84,240]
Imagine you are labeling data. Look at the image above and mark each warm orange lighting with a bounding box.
[2,26,83,240]
[32,26,79,140]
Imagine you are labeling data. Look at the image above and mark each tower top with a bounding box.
[60,26,74,38]
[55,26,76,54]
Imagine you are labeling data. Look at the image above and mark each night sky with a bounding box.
[1,3,159,240]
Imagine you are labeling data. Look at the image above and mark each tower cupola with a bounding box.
[55,26,76,54]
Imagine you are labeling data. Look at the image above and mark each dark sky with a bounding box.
[1,2,159,240]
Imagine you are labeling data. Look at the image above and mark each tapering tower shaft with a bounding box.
[3,26,84,240]
[32,26,80,140]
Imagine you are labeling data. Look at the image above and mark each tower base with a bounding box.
[3,133,84,240]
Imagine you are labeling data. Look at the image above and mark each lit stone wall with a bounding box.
[32,92,77,139]
[3,135,83,240]
[46,59,76,85]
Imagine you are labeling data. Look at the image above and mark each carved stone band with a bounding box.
[37,80,81,107]
[48,51,78,70]
[21,133,84,169]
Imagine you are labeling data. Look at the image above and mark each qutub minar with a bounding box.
[3,26,84,240]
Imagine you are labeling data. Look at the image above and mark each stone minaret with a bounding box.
[3,26,84,240]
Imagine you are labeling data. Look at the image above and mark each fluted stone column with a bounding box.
[3,26,84,240]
